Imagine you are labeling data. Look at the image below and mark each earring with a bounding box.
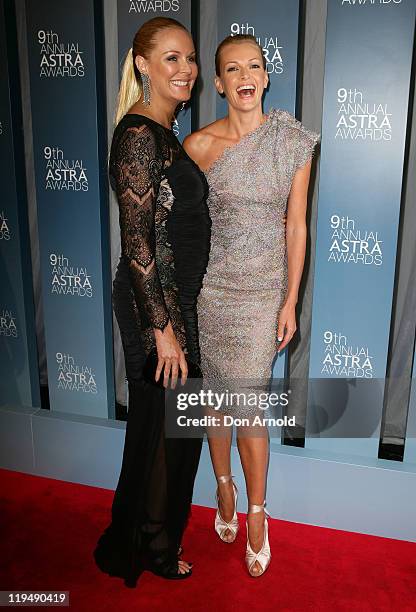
[141,73,151,106]
[180,102,186,111]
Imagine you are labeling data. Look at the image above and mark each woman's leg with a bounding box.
[237,424,269,575]
[205,409,235,541]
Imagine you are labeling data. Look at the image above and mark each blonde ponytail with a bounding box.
[114,48,142,127]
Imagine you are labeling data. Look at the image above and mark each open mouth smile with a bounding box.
[170,80,191,88]
[236,84,256,98]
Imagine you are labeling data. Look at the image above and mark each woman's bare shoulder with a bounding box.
[183,119,226,163]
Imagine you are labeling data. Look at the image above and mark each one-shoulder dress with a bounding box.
[93,114,211,585]
[198,108,320,415]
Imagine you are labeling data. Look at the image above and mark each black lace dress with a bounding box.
[93,114,211,586]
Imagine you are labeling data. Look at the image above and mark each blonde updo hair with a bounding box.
[215,34,266,76]
[114,17,188,126]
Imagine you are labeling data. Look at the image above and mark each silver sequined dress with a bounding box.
[198,108,320,415]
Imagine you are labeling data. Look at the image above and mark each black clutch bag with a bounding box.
[142,347,202,389]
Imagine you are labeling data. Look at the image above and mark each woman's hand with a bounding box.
[276,301,297,353]
[154,322,188,389]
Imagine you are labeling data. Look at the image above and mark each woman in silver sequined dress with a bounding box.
[184,34,320,577]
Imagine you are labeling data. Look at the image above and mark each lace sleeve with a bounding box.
[112,123,170,332]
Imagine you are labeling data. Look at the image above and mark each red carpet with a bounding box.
[1,468,415,611]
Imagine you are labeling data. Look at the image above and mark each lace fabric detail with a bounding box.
[158,178,175,213]
[110,114,210,358]
[111,124,171,332]
[154,177,187,351]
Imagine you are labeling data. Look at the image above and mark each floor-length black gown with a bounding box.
[93,113,211,586]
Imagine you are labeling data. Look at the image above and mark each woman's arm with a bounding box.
[114,124,187,387]
[277,160,312,353]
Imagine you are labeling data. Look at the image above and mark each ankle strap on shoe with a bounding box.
[217,474,233,484]
[248,500,269,516]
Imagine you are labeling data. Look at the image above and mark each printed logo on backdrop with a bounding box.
[336,88,392,140]
[50,253,93,297]
[230,22,283,75]
[56,352,98,393]
[44,146,88,191]
[37,29,84,78]
[0,211,10,241]
[1,122,12,242]
[0,309,17,338]
[172,118,180,137]
[322,330,374,378]
[128,0,180,12]
[328,214,382,265]
[341,1,402,6]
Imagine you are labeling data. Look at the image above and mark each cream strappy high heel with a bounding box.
[214,474,239,543]
[245,501,271,577]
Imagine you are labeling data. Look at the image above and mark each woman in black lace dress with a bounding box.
[93,17,211,586]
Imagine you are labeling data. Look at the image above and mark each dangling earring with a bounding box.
[180,102,186,111]
[141,73,151,106]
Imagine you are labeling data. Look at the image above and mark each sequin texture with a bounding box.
[197,108,320,415]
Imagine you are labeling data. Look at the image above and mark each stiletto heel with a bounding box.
[245,501,271,577]
[214,474,239,543]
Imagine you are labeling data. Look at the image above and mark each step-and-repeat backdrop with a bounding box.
[0,0,40,409]
[24,0,114,418]
[2,0,416,460]
[306,0,416,457]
